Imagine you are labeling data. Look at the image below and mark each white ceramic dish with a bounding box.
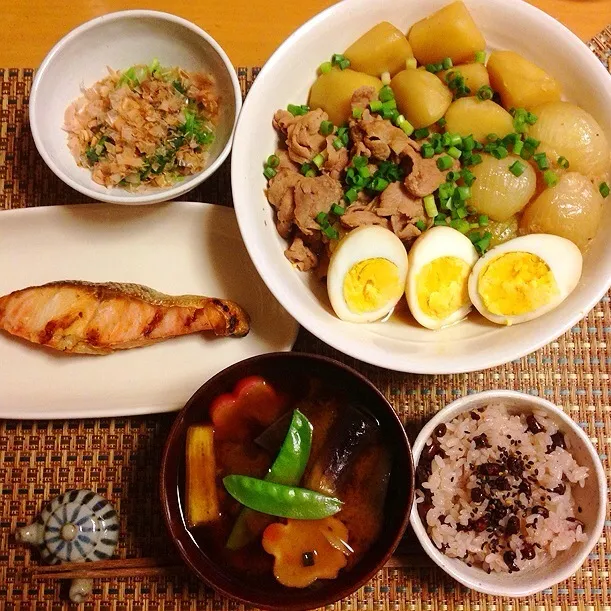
[30,10,241,205]
[409,390,607,597]
[0,202,298,419]
[231,0,611,374]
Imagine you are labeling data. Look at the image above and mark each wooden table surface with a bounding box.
[2,0,610,68]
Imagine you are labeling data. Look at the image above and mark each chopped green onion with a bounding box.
[447,170,460,182]
[315,211,328,226]
[424,194,438,217]
[476,85,494,101]
[320,120,334,136]
[426,63,443,73]
[512,139,524,156]
[525,112,538,125]
[475,231,492,254]
[413,127,430,140]
[323,225,340,239]
[332,138,343,150]
[442,57,453,70]
[406,57,418,70]
[332,54,350,70]
[344,187,358,203]
[543,170,559,187]
[381,99,397,111]
[487,133,499,143]
[351,106,363,120]
[474,50,486,64]
[415,219,427,231]
[478,214,489,227]
[312,153,326,169]
[436,155,454,171]
[421,143,435,159]
[331,203,345,216]
[446,133,463,148]
[457,185,471,200]
[451,218,470,234]
[352,155,368,169]
[369,177,389,192]
[462,135,475,151]
[266,154,280,168]
[557,156,569,169]
[149,58,160,74]
[533,153,549,171]
[399,119,414,136]
[379,85,395,103]
[358,166,370,179]
[502,133,519,147]
[524,136,540,149]
[287,104,309,116]
[300,162,316,177]
[509,160,526,177]
[263,166,277,180]
[460,168,476,186]
[456,206,469,219]
[437,117,447,128]
[388,109,400,123]
[520,146,533,161]
[438,182,455,202]
[319,61,332,74]
[599,181,610,198]
[447,146,462,159]
[369,100,383,113]
[491,146,508,160]
[463,153,482,167]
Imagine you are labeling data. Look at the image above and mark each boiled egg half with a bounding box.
[327,225,408,323]
[468,234,583,326]
[406,226,479,329]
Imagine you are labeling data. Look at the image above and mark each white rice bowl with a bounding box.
[415,403,589,574]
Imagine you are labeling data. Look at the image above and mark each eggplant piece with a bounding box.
[304,404,379,496]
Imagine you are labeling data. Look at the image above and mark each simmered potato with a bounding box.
[438,63,490,96]
[309,69,382,125]
[470,154,537,221]
[391,69,452,128]
[487,51,561,110]
[520,172,604,251]
[444,97,514,142]
[528,101,611,177]
[344,22,414,77]
[407,1,486,65]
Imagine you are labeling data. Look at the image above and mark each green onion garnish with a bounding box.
[451,218,470,234]
[436,155,453,171]
[442,57,453,70]
[415,219,427,231]
[332,138,343,150]
[344,187,358,203]
[457,185,471,200]
[426,63,442,73]
[512,139,524,156]
[424,194,438,217]
[332,54,350,70]
[421,144,435,159]
[543,170,559,187]
[263,166,276,180]
[524,136,540,149]
[369,177,389,192]
[460,168,476,186]
[399,119,414,136]
[379,85,395,103]
[475,231,492,254]
[300,162,316,177]
[487,133,499,143]
[509,160,526,177]
[463,153,482,167]
[352,155,368,169]
[533,153,549,171]
[437,117,447,128]
[351,107,363,120]
[323,225,340,239]
[491,146,508,160]
[462,135,475,151]
[557,156,569,169]
[478,214,489,227]
[476,85,494,101]
[331,203,345,216]
[369,100,383,113]
[381,99,397,111]
[315,211,328,226]
[267,154,280,168]
[287,104,309,116]
[413,127,430,140]
[447,146,462,160]
[474,50,486,64]
[600,181,610,198]
[319,61,332,74]
[320,120,334,136]
[520,146,533,161]
[312,153,326,169]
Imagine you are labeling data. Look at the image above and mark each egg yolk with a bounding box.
[343,258,401,314]
[477,252,559,316]
[416,256,470,320]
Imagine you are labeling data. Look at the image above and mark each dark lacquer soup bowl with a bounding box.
[160,352,414,611]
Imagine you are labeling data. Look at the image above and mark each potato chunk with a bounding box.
[444,97,514,142]
[487,51,561,110]
[470,154,537,221]
[344,22,414,77]
[309,69,382,125]
[438,63,490,96]
[391,69,452,129]
[408,1,486,65]
[520,172,603,251]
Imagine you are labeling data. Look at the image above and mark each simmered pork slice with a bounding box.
[322,135,349,180]
[401,141,460,198]
[284,236,319,272]
[273,108,328,165]
[266,169,303,238]
[350,111,411,161]
[350,86,378,110]
[377,182,425,242]
[294,175,343,236]
[341,203,390,230]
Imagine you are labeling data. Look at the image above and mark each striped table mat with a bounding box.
[1,26,610,611]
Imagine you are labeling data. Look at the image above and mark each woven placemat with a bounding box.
[1,29,610,610]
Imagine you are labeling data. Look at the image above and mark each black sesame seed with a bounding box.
[531,506,549,518]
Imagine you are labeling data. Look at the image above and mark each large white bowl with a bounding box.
[31,10,241,205]
[409,391,607,596]
[231,0,611,373]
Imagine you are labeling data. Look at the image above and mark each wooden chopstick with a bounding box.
[28,554,434,581]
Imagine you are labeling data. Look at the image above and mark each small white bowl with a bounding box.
[30,10,241,205]
[410,390,607,597]
[231,0,611,374]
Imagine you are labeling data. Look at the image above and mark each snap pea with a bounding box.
[223,475,342,520]
[226,410,313,549]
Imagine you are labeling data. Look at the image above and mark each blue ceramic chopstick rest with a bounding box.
[16,489,119,602]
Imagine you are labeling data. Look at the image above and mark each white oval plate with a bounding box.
[0,202,298,419]
[231,0,611,374]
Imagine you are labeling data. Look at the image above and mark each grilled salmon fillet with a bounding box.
[0,281,250,355]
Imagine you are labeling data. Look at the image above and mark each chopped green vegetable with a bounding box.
[319,61,332,74]
[287,104,310,116]
[332,54,350,70]
[447,146,462,160]
[344,187,358,203]
[379,85,395,103]
[478,214,489,227]
[509,160,526,177]
[413,127,429,140]
[460,168,476,186]
[475,231,492,254]
[461,135,475,152]
[331,203,345,216]
[457,185,471,200]
[543,170,559,187]
[320,120,334,136]
[424,194,438,217]
[267,154,280,168]
[557,156,569,169]
[476,85,493,101]
[491,146,508,160]
[512,139,524,156]
[421,143,435,159]
[451,218,470,234]
[442,57,453,70]
[315,212,328,226]
[352,106,363,120]
[533,153,549,171]
[322,225,340,239]
[332,138,344,150]
[436,155,453,171]
[312,153,326,169]
[599,181,610,198]
[437,117,447,128]
[263,166,277,180]
[180,109,215,146]
[300,162,316,177]
[415,219,427,231]
[172,80,187,95]
[474,50,486,64]
[426,63,443,73]
[369,176,389,192]
[369,100,383,113]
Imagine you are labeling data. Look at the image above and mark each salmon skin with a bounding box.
[0,281,250,355]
